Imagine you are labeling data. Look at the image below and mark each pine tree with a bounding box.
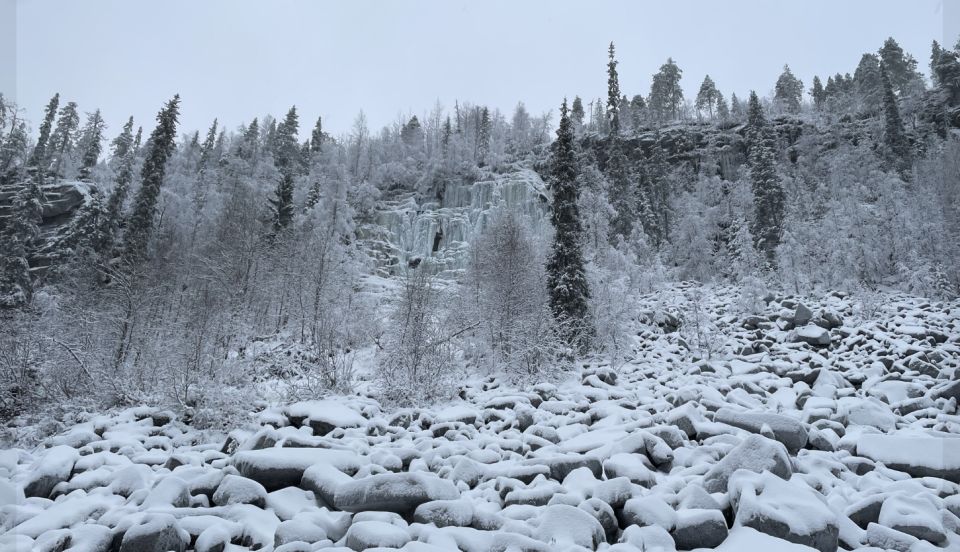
[270,106,300,232]
[122,95,180,264]
[774,65,803,113]
[28,93,59,171]
[648,58,684,122]
[810,76,826,110]
[607,42,621,135]
[880,64,910,172]
[746,92,784,263]
[695,75,719,119]
[546,99,591,349]
[77,109,106,181]
[197,118,218,171]
[879,37,920,95]
[98,123,140,253]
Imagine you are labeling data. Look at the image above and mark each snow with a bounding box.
[2,285,958,550]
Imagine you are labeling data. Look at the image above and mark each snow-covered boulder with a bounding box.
[118,513,190,552]
[715,408,808,452]
[334,471,459,515]
[856,433,960,482]
[703,434,793,493]
[732,472,839,552]
[534,504,606,549]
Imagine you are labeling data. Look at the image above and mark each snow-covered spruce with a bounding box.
[2,285,960,551]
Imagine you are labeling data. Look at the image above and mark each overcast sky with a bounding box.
[7,0,955,140]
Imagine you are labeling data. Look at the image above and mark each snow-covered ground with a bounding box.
[2,284,960,551]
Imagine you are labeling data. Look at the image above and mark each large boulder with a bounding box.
[671,508,728,550]
[733,473,839,552]
[23,446,79,499]
[534,504,606,549]
[333,471,459,515]
[233,448,361,491]
[703,434,792,493]
[119,514,189,552]
[715,408,808,452]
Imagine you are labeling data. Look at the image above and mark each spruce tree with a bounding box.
[122,95,180,264]
[606,139,634,241]
[716,91,730,120]
[880,64,910,172]
[311,116,326,153]
[28,93,59,171]
[879,37,920,95]
[270,106,300,232]
[98,123,140,254]
[607,42,621,135]
[47,101,80,178]
[570,96,585,133]
[630,95,646,128]
[546,99,591,349]
[77,109,106,181]
[746,92,784,263]
[730,93,743,120]
[931,41,944,87]
[477,107,491,166]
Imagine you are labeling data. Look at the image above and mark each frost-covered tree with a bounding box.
[28,93,59,172]
[853,53,883,113]
[774,65,803,113]
[546,99,592,349]
[810,76,826,110]
[570,96,585,134]
[607,42,621,135]
[880,64,910,173]
[122,95,181,264]
[878,37,921,96]
[746,92,784,263]
[77,110,106,181]
[270,106,299,232]
[47,101,80,178]
[695,75,719,119]
[648,58,684,122]
[465,210,560,377]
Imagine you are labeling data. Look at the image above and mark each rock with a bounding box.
[703,435,792,493]
[524,453,603,482]
[864,522,919,551]
[578,497,618,543]
[793,303,813,326]
[534,504,606,549]
[23,446,79,499]
[234,448,361,492]
[119,514,189,552]
[856,434,960,483]
[142,476,191,508]
[344,521,410,551]
[213,474,268,508]
[791,324,831,346]
[670,509,728,550]
[273,518,327,547]
[714,408,808,452]
[413,499,474,528]
[878,494,947,544]
[620,495,677,531]
[734,473,839,552]
[844,494,884,529]
[334,471,459,515]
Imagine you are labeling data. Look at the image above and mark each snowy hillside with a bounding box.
[3,284,959,551]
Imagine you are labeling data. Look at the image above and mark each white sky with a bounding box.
[8,0,955,140]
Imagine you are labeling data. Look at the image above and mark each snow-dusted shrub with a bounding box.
[463,210,565,381]
[376,267,462,405]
